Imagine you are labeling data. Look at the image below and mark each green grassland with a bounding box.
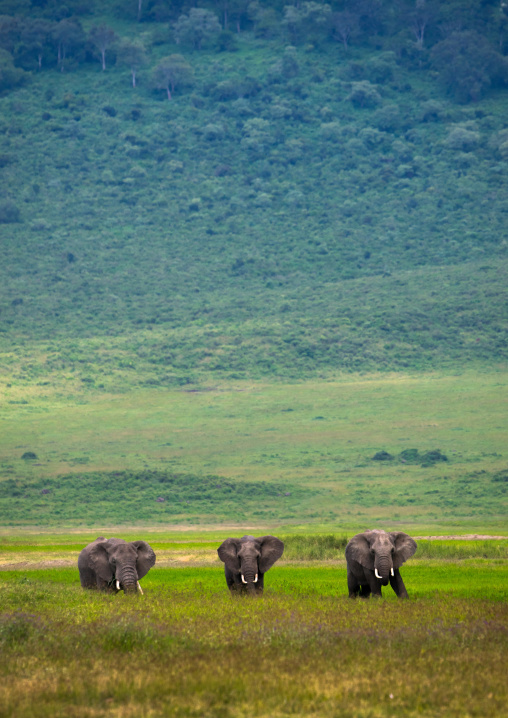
[1,554,507,718]
[1,371,507,530]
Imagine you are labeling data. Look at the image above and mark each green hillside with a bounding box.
[0,1,507,529]
[1,0,507,386]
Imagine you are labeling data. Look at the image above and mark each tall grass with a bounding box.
[280,535,508,561]
[0,563,507,717]
[282,534,349,560]
[415,539,508,560]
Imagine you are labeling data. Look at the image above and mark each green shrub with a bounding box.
[0,199,20,223]
[347,81,381,108]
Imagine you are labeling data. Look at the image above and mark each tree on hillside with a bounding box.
[0,15,21,53]
[353,0,385,38]
[431,30,508,102]
[213,0,250,32]
[0,47,28,92]
[494,1,508,52]
[247,2,279,38]
[409,0,434,51]
[173,8,222,49]
[116,38,147,87]
[229,0,251,33]
[153,54,193,99]
[19,18,55,69]
[331,10,359,51]
[283,2,332,46]
[52,18,84,71]
[89,25,116,71]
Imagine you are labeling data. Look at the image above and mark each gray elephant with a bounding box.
[78,537,156,594]
[345,530,417,598]
[218,535,284,595]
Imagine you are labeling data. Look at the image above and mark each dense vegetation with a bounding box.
[0,469,315,524]
[1,0,507,386]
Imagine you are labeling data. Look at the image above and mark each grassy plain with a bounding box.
[1,370,507,530]
[1,546,507,718]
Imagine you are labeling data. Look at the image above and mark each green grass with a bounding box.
[1,559,507,717]
[1,371,507,529]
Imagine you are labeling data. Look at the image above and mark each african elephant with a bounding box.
[78,537,156,594]
[217,535,284,595]
[345,530,417,598]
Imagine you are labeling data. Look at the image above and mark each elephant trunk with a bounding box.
[374,556,392,585]
[116,565,138,593]
[240,564,258,591]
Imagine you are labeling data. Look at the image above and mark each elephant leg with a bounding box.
[365,571,382,597]
[255,573,265,594]
[79,568,96,589]
[389,569,409,598]
[225,567,244,595]
[96,576,112,591]
[347,570,360,598]
[359,584,371,598]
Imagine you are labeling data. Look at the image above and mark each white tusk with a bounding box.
[116,580,121,590]
[375,569,382,579]
[254,574,258,583]
[137,581,144,595]
[391,568,395,577]
[241,575,247,584]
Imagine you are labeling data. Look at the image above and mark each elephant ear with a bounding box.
[89,541,114,582]
[217,538,241,573]
[345,532,375,570]
[390,532,417,568]
[257,536,284,573]
[131,541,156,580]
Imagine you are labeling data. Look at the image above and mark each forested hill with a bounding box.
[0,0,507,387]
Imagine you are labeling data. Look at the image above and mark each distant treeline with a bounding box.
[1,0,507,103]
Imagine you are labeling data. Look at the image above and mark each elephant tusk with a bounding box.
[241,575,248,584]
[137,581,144,595]
[254,574,258,583]
[116,580,121,591]
[391,568,395,577]
[375,569,382,579]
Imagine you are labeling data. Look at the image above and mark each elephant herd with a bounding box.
[78,530,417,598]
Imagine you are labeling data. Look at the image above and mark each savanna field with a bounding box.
[1,375,507,717]
[1,0,508,715]
[0,537,507,718]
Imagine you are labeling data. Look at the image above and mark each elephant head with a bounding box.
[345,530,416,586]
[218,535,284,593]
[87,538,156,593]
